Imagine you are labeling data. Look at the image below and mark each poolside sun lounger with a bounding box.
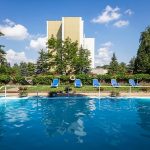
[129,79,139,86]
[111,79,120,87]
[51,79,59,88]
[74,79,82,88]
[93,79,100,87]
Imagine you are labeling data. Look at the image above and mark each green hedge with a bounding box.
[0,74,150,85]
[32,75,53,85]
[12,76,27,85]
[0,75,11,84]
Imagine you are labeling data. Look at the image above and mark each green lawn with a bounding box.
[0,84,149,93]
[26,85,150,93]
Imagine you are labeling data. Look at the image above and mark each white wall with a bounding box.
[83,38,95,68]
[80,18,84,46]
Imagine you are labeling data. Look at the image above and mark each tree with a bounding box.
[11,63,21,76]
[47,37,91,75]
[20,62,28,76]
[108,53,119,74]
[127,57,136,73]
[27,62,36,76]
[118,62,127,74]
[134,26,150,74]
[0,32,6,65]
[36,49,52,74]
[74,46,91,74]
[60,38,78,75]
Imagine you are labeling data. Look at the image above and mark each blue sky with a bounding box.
[0,0,150,66]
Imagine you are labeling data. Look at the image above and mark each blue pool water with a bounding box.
[0,97,150,150]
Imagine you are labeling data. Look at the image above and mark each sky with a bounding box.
[0,0,150,67]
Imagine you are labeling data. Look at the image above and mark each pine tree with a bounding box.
[27,62,35,76]
[134,26,150,74]
[0,32,6,65]
[128,57,136,73]
[108,53,119,75]
[36,49,52,74]
[20,62,28,76]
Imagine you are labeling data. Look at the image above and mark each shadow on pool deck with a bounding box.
[0,91,150,97]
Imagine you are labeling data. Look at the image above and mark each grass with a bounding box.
[26,85,150,93]
[0,84,149,93]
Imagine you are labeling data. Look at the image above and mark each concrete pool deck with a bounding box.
[0,91,150,98]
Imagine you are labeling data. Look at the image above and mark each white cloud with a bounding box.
[124,9,133,15]
[92,5,121,24]
[101,41,113,47]
[29,37,47,51]
[95,42,113,66]
[114,20,129,27]
[3,19,15,26]
[6,49,34,65]
[0,19,29,40]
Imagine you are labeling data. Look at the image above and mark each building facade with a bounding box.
[47,17,95,68]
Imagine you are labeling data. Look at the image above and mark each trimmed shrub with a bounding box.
[0,75,11,84]
[59,75,70,84]
[32,75,53,85]
[76,74,93,85]
[12,76,27,85]
[7,73,150,85]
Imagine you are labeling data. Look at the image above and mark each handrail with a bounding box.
[0,86,6,97]
[97,85,150,88]
[0,86,4,90]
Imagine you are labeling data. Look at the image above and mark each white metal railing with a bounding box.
[0,85,150,98]
[0,85,7,97]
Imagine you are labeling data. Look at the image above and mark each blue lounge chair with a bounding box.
[93,79,100,87]
[51,79,59,88]
[129,79,139,86]
[111,79,120,87]
[74,79,82,88]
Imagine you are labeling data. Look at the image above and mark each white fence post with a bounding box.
[129,86,131,97]
[99,86,101,98]
[5,85,7,97]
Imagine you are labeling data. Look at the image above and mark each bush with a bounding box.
[18,86,28,97]
[76,74,93,85]
[97,74,112,83]
[59,75,70,84]
[6,73,150,85]
[12,76,27,85]
[0,75,11,84]
[32,75,53,85]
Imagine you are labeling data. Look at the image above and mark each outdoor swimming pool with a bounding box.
[0,97,150,150]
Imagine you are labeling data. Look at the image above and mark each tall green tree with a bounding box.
[74,46,91,74]
[61,38,78,75]
[20,62,28,76]
[47,36,91,75]
[27,62,36,76]
[108,53,119,75]
[11,63,21,76]
[128,57,136,73]
[36,49,52,74]
[134,26,150,74]
[118,62,127,74]
[0,32,6,65]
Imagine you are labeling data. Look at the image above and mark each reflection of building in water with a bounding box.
[136,100,150,138]
[40,99,94,142]
[68,118,86,143]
